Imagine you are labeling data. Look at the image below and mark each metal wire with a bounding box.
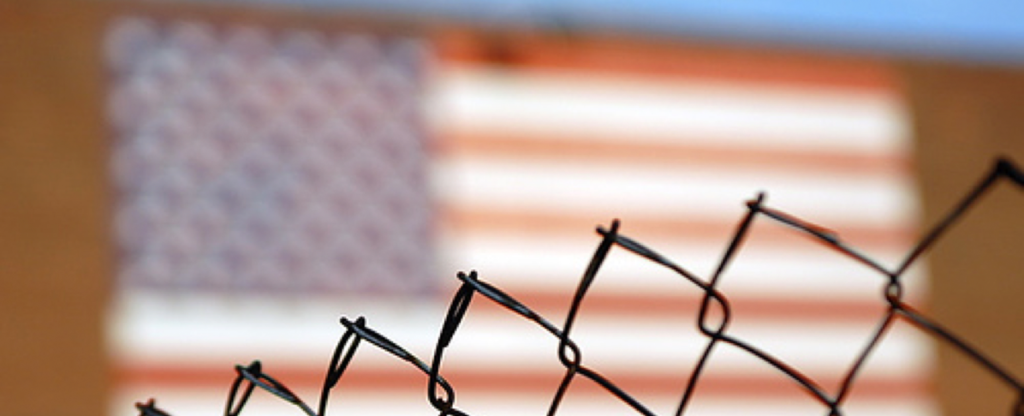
[136,157,1024,416]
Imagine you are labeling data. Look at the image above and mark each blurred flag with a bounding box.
[108,17,935,416]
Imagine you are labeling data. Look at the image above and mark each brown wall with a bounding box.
[904,62,1024,416]
[0,2,111,415]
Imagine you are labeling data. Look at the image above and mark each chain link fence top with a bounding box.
[135,157,1024,416]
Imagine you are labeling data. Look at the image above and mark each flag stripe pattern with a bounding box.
[110,23,937,416]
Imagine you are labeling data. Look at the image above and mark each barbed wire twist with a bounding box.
[136,157,1024,416]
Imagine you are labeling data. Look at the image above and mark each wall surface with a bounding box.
[904,62,1024,416]
[0,2,111,416]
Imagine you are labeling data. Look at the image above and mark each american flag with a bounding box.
[108,17,935,416]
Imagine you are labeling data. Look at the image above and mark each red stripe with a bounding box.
[116,363,930,401]
[436,29,899,93]
[435,131,912,178]
[462,289,901,323]
[439,207,915,252]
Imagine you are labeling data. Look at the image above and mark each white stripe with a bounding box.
[112,294,932,377]
[438,232,929,299]
[428,67,910,155]
[441,315,933,377]
[431,156,918,229]
[108,292,446,366]
[674,398,937,416]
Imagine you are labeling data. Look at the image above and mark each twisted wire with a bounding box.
[137,157,1024,416]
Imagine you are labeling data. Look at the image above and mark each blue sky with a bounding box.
[194,0,1024,63]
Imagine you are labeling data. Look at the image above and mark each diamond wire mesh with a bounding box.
[135,157,1024,416]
